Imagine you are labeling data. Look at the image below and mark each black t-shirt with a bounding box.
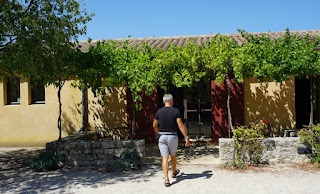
[154,106,181,132]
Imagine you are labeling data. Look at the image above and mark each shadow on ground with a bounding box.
[171,170,213,186]
[0,148,161,193]
[0,143,219,193]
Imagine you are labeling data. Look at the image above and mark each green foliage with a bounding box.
[0,0,93,140]
[231,124,266,169]
[299,124,320,164]
[77,38,208,107]
[72,40,120,105]
[30,151,63,172]
[234,29,320,82]
[72,28,320,110]
[202,34,239,84]
[109,151,142,172]
[159,40,207,88]
[0,0,93,83]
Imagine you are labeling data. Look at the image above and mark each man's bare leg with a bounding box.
[171,153,177,175]
[162,155,169,181]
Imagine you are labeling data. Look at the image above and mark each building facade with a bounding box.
[1,30,319,146]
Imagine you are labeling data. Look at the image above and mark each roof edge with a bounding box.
[78,29,320,43]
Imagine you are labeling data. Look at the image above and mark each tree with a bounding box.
[235,29,320,126]
[72,40,118,132]
[154,40,206,89]
[112,41,163,138]
[0,0,93,140]
[80,39,208,138]
[202,35,240,137]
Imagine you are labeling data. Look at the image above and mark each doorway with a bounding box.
[183,79,212,138]
[295,77,312,129]
[157,79,212,139]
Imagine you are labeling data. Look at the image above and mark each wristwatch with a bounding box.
[184,136,189,140]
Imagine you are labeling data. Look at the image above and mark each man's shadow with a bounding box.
[170,170,213,185]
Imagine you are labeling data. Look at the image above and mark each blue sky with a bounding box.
[78,0,320,41]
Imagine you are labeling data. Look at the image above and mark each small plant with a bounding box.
[30,151,63,172]
[298,124,320,165]
[249,120,269,136]
[109,151,142,172]
[231,124,266,169]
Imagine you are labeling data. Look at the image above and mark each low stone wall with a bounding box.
[46,139,145,167]
[219,137,311,164]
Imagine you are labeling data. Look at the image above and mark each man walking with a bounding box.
[153,94,190,187]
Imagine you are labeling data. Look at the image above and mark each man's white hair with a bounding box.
[163,94,173,103]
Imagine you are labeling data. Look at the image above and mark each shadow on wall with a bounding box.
[61,96,82,135]
[61,112,78,135]
[244,78,295,131]
[89,88,127,130]
[127,88,158,143]
[211,76,244,140]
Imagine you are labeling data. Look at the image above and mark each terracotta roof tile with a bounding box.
[157,39,169,50]
[78,30,320,52]
[163,39,173,50]
[148,39,157,48]
[153,39,163,49]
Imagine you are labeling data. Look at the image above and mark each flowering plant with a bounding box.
[231,125,265,168]
[245,120,271,137]
[298,124,320,164]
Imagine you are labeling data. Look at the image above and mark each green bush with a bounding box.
[298,124,320,164]
[109,151,142,172]
[30,151,63,172]
[230,124,265,169]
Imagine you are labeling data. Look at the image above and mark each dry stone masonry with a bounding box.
[46,139,145,167]
[219,137,312,164]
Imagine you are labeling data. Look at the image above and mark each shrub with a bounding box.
[109,151,142,172]
[30,151,63,172]
[298,124,320,164]
[230,124,266,169]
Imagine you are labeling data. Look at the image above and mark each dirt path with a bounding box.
[1,147,320,194]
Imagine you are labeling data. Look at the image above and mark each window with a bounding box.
[7,78,20,105]
[31,81,45,104]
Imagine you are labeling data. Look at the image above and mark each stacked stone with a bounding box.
[219,138,236,162]
[219,137,311,164]
[46,139,145,167]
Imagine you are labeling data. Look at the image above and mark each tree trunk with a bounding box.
[58,79,62,141]
[78,88,87,133]
[226,74,233,138]
[132,99,136,139]
[309,75,317,125]
[82,89,86,129]
[314,76,317,124]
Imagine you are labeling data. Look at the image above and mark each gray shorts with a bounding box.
[158,134,178,156]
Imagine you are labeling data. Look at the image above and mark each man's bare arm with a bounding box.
[177,118,190,147]
[153,119,159,134]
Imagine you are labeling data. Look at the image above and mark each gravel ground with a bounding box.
[1,147,320,194]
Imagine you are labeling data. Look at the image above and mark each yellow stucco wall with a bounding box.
[0,79,83,147]
[88,87,127,130]
[244,76,296,130]
[0,79,128,147]
[0,74,303,146]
